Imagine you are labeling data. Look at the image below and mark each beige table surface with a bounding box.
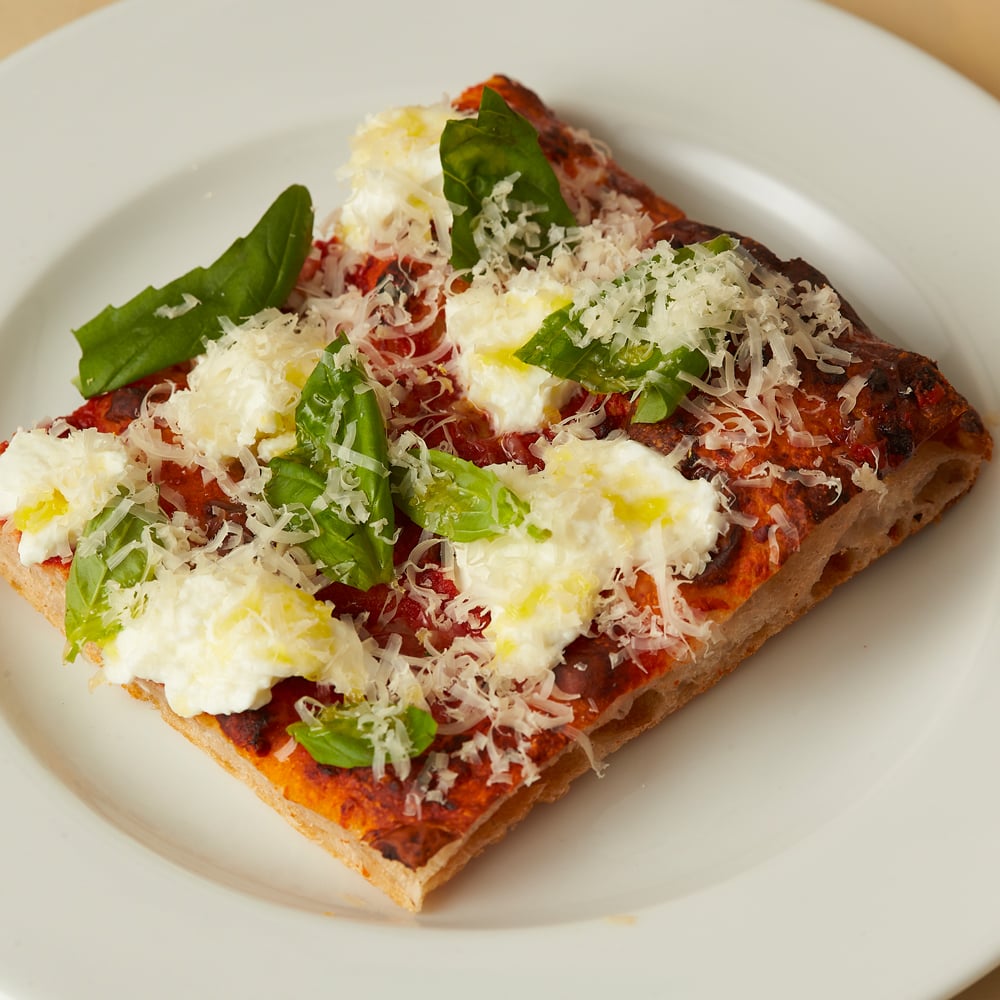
[2,1,1000,997]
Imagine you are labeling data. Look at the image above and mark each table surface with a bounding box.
[2,2,999,998]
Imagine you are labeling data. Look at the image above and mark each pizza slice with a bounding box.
[0,75,991,911]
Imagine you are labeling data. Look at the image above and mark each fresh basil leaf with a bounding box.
[286,717,375,769]
[441,86,576,271]
[391,446,534,542]
[267,457,392,590]
[514,235,735,422]
[516,307,710,423]
[64,497,163,660]
[629,347,713,423]
[287,702,437,769]
[264,336,395,590]
[74,184,314,398]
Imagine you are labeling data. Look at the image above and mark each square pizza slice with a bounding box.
[0,76,991,911]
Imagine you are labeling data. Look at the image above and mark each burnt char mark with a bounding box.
[876,418,916,460]
[907,358,954,413]
[539,121,577,174]
[866,353,975,461]
[216,708,272,757]
[815,364,850,389]
[554,635,617,699]
[799,472,848,521]
[691,523,745,588]
[866,364,892,394]
[553,632,657,706]
[656,217,724,249]
[105,385,148,424]
[368,823,459,870]
[960,407,989,440]
[910,360,944,394]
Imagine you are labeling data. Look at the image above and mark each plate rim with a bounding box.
[1,1,999,998]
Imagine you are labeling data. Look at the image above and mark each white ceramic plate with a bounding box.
[2,1,999,997]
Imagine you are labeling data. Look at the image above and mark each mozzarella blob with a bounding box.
[451,434,726,681]
[445,267,577,432]
[336,102,459,256]
[0,427,137,564]
[158,309,329,465]
[102,547,372,718]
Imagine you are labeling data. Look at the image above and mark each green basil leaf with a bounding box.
[266,457,391,590]
[629,348,713,423]
[441,86,576,271]
[74,184,314,398]
[264,336,395,590]
[514,235,735,422]
[516,306,710,423]
[287,702,437,769]
[64,497,163,660]
[391,446,535,542]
